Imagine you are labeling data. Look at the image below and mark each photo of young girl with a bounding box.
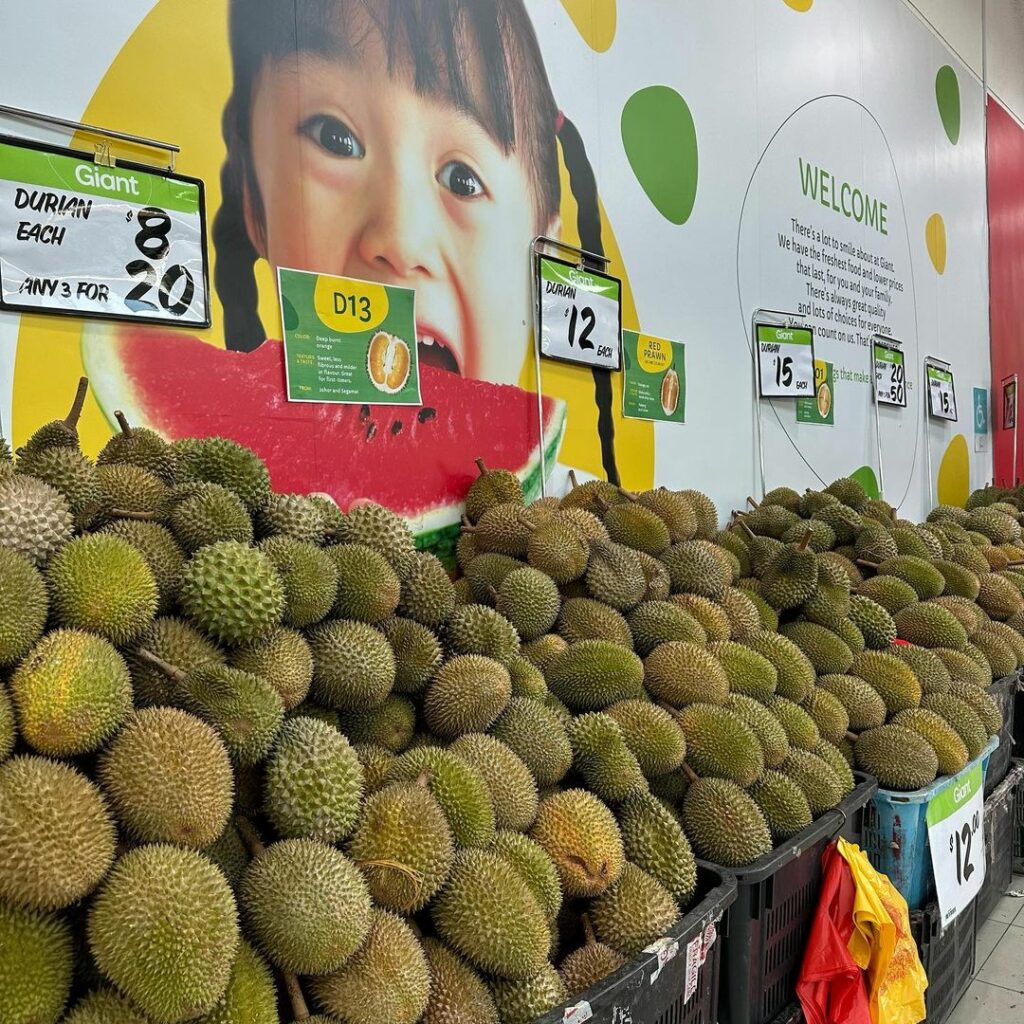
[213,0,622,483]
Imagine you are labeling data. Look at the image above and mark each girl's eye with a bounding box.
[301,115,365,158]
[437,160,487,199]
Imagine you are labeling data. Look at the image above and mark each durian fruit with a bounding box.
[99,707,232,847]
[9,629,131,756]
[466,502,534,557]
[857,574,920,613]
[263,716,364,843]
[803,688,850,745]
[259,536,338,628]
[568,713,648,804]
[674,703,764,786]
[96,463,168,520]
[466,459,524,522]
[0,684,14,762]
[431,848,550,979]
[63,987,150,1024]
[557,598,634,648]
[17,445,101,529]
[766,697,821,751]
[348,778,454,912]
[495,567,560,641]
[719,586,763,639]
[398,552,456,628]
[338,694,416,752]
[977,573,1024,620]
[643,641,729,707]
[872,556,945,600]
[527,521,588,583]
[0,474,74,565]
[230,627,313,711]
[708,640,778,699]
[521,634,569,675]
[626,601,705,656]
[255,493,323,543]
[678,489,718,538]
[855,524,899,564]
[201,821,251,893]
[0,902,72,1024]
[46,533,158,644]
[176,436,271,512]
[101,519,185,614]
[168,483,254,552]
[98,410,178,484]
[325,544,400,623]
[817,674,887,730]
[977,620,1024,665]
[814,740,856,795]
[671,593,733,641]
[811,502,863,544]
[491,964,567,1024]
[971,631,1017,678]
[530,789,624,897]
[921,694,987,758]
[446,605,521,667]
[0,548,47,667]
[605,700,687,777]
[556,505,611,545]
[780,750,842,815]
[127,617,225,707]
[854,724,939,790]
[0,755,115,911]
[682,777,772,866]
[742,631,817,701]
[891,644,952,695]
[309,909,431,1024]
[508,655,547,699]
[933,647,991,688]
[585,541,646,611]
[141,657,285,767]
[355,744,397,795]
[780,621,854,674]
[423,655,511,738]
[450,733,538,832]
[240,838,371,975]
[387,746,497,849]
[761,534,819,610]
[892,708,969,775]
[661,540,728,599]
[725,693,790,768]
[88,844,239,1023]
[949,681,1003,735]
[750,771,813,840]
[20,377,88,454]
[590,862,678,956]
[198,940,278,1024]
[604,502,671,556]
[849,595,897,649]
[558,917,627,1000]
[547,640,645,710]
[307,619,396,710]
[849,650,922,715]
[619,792,697,904]
[179,541,284,645]
[422,937,499,1024]
[381,617,443,694]
[491,830,563,923]
[490,697,573,786]
[466,553,526,604]
[894,603,969,650]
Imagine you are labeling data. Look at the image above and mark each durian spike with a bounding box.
[235,818,312,1024]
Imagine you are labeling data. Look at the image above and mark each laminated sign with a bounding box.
[926,363,957,421]
[756,323,815,398]
[873,338,907,407]
[536,254,621,370]
[926,762,985,925]
[0,136,209,326]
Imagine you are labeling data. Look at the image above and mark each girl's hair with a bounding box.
[212,0,619,481]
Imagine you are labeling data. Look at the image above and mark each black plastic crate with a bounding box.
[1011,759,1024,873]
[985,674,1018,796]
[978,760,1024,921]
[705,775,876,1024]
[535,866,736,1024]
[910,899,976,1024]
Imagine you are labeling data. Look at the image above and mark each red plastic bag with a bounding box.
[797,841,872,1024]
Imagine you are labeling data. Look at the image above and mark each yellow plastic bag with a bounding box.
[837,838,927,1024]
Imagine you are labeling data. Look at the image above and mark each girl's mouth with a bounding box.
[416,323,462,376]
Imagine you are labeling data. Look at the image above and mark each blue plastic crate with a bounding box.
[861,735,999,911]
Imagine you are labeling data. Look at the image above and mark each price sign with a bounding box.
[926,363,958,421]
[0,136,208,326]
[873,339,907,407]
[927,761,985,925]
[536,254,621,370]
[755,323,815,398]
[1003,378,1017,430]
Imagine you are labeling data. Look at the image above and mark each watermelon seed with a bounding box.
[417,408,436,423]
[365,423,377,440]
[360,405,371,420]
[391,421,403,435]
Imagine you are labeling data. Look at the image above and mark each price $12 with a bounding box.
[948,808,980,885]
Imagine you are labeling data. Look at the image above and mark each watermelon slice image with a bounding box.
[82,326,565,560]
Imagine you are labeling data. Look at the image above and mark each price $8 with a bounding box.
[948,809,980,885]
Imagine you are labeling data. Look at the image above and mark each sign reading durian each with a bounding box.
[755,322,815,398]
[622,329,685,423]
[926,361,957,421]
[278,267,421,406]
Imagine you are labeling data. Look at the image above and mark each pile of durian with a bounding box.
[0,376,1012,1024]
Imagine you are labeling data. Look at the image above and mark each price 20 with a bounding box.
[949,810,980,886]
[887,361,905,404]
[123,206,195,317]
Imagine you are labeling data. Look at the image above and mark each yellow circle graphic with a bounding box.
[314,277,389,333]
[926,213,947,274]
[937,434,969,507]
[558,0,617,52]
[638,335,673,374]
[783,0,814,11]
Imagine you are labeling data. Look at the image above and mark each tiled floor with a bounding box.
[948,874,1024,1023]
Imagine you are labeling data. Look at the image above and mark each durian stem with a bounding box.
[284,973,311,1021]
[114,410,133,436]
[746,495,759,510]
[681,762,700,784]
[567,470,580,491]
[235,815,266,857]
[855,559,881,570]
[797,530,812,552]
[617,487,639,502]
[356,858,423,885]
[581,913,597,946]
[846,730,860,742]
[738,520,756,540]
[134,648,184,683]
[474,457,488,477]
[64,376,89,428]
[108,509,160,521]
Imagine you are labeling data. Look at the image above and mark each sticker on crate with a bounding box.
[644,936,679,983]
[683,922,717,1002]
[563,1000,593,1024]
